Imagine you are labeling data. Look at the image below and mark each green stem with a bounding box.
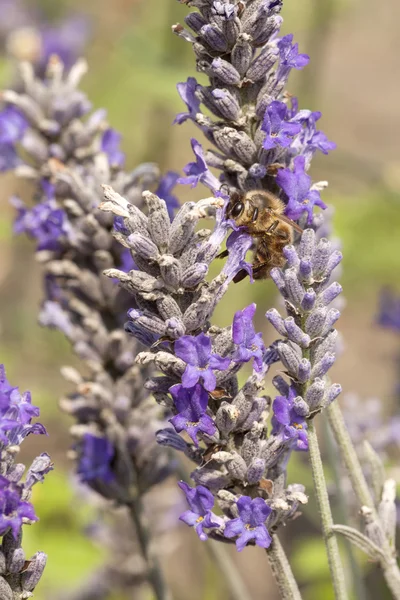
[128,495,172,600]
[266,535,303,600]
[323,416,368,600]
[306,419,348,600]
[207,541,253,600]
[327,402,400,600]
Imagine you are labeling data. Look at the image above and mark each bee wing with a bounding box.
[271,211,303,234]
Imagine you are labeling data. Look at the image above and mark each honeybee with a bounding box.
[221,189,303,283]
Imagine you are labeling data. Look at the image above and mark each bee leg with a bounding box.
[216,249,229,259]
[233,269,249,283]
[266,220,280,234]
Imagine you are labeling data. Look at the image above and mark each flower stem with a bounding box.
[128,495,172,600]
[306,419,348,600]
[323,416,368,600]
[266,534,303,600]
[327,401,400,600]
[208,541,253,600]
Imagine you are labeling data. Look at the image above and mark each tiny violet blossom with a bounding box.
[0,365,50,597]
[175,332,231,391]
[12,196,68,251]
[224,496,272,552]
[178,138,220,192]
[155,171,180,219]
[174,77,201,125]
[169,384,216,446]
[101,128,125,168]
[272,387,308,451]
[261,101,301,150]
[77,434,115,483]
[0,105,27,144]
[178,481,222,541]
[276,34,310,78]
[276,155,327,223]
[0,477,37,538]
[232,304,265,372]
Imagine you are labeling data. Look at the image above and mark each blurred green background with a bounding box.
[0,0,399,598]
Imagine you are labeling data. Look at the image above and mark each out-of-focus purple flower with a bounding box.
[38,15,90,71]
[39,301,74,338]
[0,106,28,171]
[261,101,301,150]
[178,138,221,192]
[0,106,28,144]
[174,77,201,125]
[175,333,231,392]
[101,128,125,168]
[224,496,272,551]
[169,384,216,446]
[377,289,400,332]
[276,155,326,223]
[272,386,308,451]
[77,434,115,483]
[232,304,265,372]
[0,477,37,538]
[178,481,222,541]
[12,196,69,251]
[155,171,180,219]
[276,34,309,81]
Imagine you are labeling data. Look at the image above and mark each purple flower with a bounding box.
[277,34,309,80]
[178,138,221,192]
[0,365,46,446]
[39,301,74,338]
[77,434,115,483]
[272,386,308,451]
[169,384,217,446]
[178,481,222,541]
[0,106,28,144]
[101,128,125,168]
[377,289,400,332]
[276,155,326,223]
[232,304,265,371]
[262,101,301,150]
[0,106,28,171]
[155,171,180,219]
[0,477,37,539]
[175,333,231,391]
[222,230,254,283]
[12,196,68,251]
[174,77,201,125]
[224,496,272,551]
[38,15,90,71]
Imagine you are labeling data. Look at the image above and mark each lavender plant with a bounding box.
[0,58,180,599]
[0,364,52,599]
[1,0,399,598]
[168,1,400,597]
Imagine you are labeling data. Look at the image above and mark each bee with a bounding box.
[220,189,303,283]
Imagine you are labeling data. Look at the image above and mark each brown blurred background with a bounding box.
[0,0,399,599]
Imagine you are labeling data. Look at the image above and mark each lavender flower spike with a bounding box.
[5,58,175,599]
[102,185,308,553]
[0,365,52,597]
[266,228,343,416]
[174,1,335,225]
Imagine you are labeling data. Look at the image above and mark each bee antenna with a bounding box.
[219,183,230,195]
